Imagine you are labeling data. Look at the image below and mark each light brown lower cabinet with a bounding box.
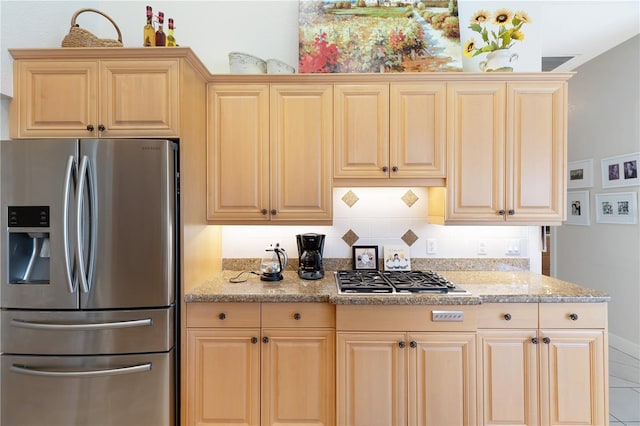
[477,303,608,426]
[185,302,335,426]
[336,305,477,426]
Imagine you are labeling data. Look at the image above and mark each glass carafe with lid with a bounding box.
[259,243,288,281]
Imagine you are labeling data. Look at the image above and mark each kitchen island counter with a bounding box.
[184,270,610,304]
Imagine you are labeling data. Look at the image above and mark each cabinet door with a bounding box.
[185,329,260,426]
[270,85,333,223]
[390,83,446,178]
[100,60,179,137]
[337,332,407,426]
[408,333,477,426]
[506,82,566,222]
[334,84,390,178]
[261,329,335,426]
[478,330,539,426]
[446,83,506,222]
[207,84,270,222]
[12,60,98,138]
[539,330,606,426]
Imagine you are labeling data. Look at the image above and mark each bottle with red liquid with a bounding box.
[143,6,155,46]
[155,11,166,47]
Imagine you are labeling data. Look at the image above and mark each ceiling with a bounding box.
[537,0,640,71]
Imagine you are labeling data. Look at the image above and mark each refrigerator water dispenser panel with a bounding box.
[7,206,51,284]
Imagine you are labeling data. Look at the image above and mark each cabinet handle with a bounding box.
[97,124,106,132]
[218,312,226,320]
[293,312,301,320]
[262,336,269,344]
[392,166,398,173]
[261,209,268,215]
[508,209,515,216]
[398,341,406,349]
[569,313,579,321]
[409,341,417,348]
[251,337,258,344]
[270,209,277,216]
[504,313,512,321]
[498,210,506,216]
[382,166,389,173]
[531,337,539,344]
[543,337,551,344]
[86,124,94,132]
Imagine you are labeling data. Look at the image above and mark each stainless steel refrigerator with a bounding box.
[0,139,178,426]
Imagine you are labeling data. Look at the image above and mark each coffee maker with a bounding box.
[296,233,325,280]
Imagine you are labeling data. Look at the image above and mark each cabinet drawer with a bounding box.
[539,303,607,329]
[186,303,260,328]
[477,303,538,328]
[336,305,477,332]
[262,303,335,328]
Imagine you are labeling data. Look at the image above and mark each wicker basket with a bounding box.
[61,8,123,48]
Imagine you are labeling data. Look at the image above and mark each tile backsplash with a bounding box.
[221,187,540,270]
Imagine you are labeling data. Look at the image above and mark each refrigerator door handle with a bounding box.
[76,155,96,293]
[63,155,77,293]
[10,363,152,378]
[10,317,153,331]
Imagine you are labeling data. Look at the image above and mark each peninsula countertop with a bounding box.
[184,270,610,305]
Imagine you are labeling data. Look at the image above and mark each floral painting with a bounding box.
[298,0,462,73]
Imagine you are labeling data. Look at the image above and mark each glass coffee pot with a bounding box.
[259,243,288,281]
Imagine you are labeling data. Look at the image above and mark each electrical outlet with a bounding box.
[426,239,437,255]
[506,239,520,255]
[478,240,487,255]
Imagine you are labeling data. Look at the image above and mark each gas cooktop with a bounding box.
[335,270,469,295]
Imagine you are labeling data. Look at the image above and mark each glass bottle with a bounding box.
[166,18,176,47]
[155,11,166,47]
[143,6,155,47]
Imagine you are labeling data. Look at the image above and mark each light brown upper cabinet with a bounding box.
[207,83,333,224]
[429,81,567,225]
[11,59,179,138]
[334,83,446,184]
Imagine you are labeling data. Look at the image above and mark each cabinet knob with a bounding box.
[293,312,301,320]
[97,124,106,132]
[251,337,258,344]
[504,313,512,321]
[398,341,406,349]
[392,166,398,173]
[86,124,94,132]
[531,337,539,344]
[409,341,417,348]
[270,209,277,216]
[262,336,270,344]
[569,313,579,321]
[382,166,389,173]
[508,209,515,216]
[218,312,226,320]
[543,337,551,344]
[261,209,268,215]
[498,210,506,216]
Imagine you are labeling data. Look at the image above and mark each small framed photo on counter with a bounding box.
[383,245,411,271]
[352,245,378,270]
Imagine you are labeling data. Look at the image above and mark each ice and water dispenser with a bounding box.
[7,206,51,284]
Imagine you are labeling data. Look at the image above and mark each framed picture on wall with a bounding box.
[595,192,638,224]
[352,245,378,270]
[567,159,594,189]
[565,191,590,225]
[601,152,640,188]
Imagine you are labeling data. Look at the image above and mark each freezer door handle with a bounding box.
[63,155,77,294]
[10,317,153,331]
[10,363,152,378]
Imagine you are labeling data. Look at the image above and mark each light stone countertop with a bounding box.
[184,270,610,305]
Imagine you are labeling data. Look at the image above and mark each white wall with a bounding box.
[554,35,640,351]
[0,0,543,271]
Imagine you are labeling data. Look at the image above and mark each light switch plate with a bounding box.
[426,239,437,254]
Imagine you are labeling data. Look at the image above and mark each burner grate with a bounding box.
[336,270,458,294]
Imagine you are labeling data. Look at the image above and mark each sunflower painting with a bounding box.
[458,1,541,72]
[298,0,463,73]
